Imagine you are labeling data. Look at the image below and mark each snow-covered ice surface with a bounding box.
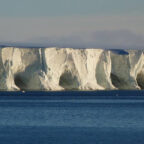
[0,47,144,91]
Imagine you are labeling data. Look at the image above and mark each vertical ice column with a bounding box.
[96,50,115,89]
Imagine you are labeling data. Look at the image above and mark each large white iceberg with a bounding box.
[0,47,144,91]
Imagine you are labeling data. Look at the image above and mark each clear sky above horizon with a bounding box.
[0,0,144,48]
[0,0,144,17]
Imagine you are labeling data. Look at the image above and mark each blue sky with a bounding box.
[0,0,144,48]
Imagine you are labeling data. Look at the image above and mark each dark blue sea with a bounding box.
[0,90,144,144]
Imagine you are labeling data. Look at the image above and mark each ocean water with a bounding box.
[0,91,144,144]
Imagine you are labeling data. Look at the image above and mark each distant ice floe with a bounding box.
[0,47,144,91]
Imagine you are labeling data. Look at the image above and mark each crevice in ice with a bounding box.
[59,71,79,90]
[40,48,47,73]
[14,74,27,91]
[136,71,144,89]
[110,73,127,89]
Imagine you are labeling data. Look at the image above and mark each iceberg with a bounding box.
[0,47,144,91]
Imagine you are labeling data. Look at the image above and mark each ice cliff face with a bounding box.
[0,47,144,91]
